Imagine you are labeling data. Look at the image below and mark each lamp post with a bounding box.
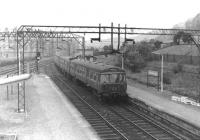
[122,52,124,69]
[161,54,164,92]
[82,36,85,60]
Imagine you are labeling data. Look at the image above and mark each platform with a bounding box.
[127,80,200,128]
[0,74,100,140]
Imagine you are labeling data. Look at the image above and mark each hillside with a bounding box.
[86,13,200,46]
[185,13,200,29]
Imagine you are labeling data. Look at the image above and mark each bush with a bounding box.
[173,63,183,74]
[0,57,35,67]
[125,54,146,72]
[114,62,122,67]
[163,73,171,84]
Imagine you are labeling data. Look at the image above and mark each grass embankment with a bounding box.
[96,55,200,101]
[0,57,35,67]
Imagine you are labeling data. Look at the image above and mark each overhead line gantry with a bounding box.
[3,23,200,75]
[1,23,200,112]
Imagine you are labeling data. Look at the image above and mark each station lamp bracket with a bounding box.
[125,38,135,44]
[90,23,101,43]
[90,37,100,43]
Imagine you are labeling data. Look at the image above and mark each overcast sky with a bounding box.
[0,0,200,31]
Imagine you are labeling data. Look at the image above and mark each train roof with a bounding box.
[72,59,125,73]
[56,55,125,73]
[57,55,72,60]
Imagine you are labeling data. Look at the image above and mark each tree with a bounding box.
[182,32,192,44]
[125,50,146,72]
[103,45,112,51]
[122,43,146,72]
[173,31,192,45]
[173,31,183,45]
[154,40,162,50]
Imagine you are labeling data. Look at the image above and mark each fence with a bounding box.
[151,53,200,65]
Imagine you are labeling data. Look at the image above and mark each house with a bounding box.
[152,44,200,65]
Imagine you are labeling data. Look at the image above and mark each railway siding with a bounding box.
[131,98,200,138]
[53,62,200,139]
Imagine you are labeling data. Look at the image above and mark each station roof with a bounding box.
[152,44,200,56]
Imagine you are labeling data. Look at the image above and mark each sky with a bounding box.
[0,0,200,31]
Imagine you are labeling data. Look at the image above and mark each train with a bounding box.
[54,55,128,101]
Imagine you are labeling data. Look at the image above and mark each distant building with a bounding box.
[0,43,16,58]
[75,48,94,56]
[152,44,200,65]
[153,44,199,56]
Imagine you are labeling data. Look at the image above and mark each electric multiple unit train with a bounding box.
[54,55,128,101]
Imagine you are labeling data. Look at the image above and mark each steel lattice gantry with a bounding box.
[0,32,16,39]
[15,27,86,112]
[18,24,200,35]
[17,24,200,52]
[11,24,200,112]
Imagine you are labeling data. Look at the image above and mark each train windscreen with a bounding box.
[100,73,125,83]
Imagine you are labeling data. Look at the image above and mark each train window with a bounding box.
[94,73,97,81]
[83,68,86,75]
[100,73,125,83]
[100,75,109,83]
[110,74,118,83]
[90,72,93,79]
[117,74,125,82]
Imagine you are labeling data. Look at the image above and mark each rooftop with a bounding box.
[152,44,200,56]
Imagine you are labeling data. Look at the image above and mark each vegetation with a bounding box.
[172,63,183,74]
[99,12,200,101]
[0,57,35,67]
[103,45,112,51]
[119,39,162,72]
[173,31,193,45]
[185,13,200,29]
[163,73,171,84]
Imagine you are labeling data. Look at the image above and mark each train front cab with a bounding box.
[99,72,127,100]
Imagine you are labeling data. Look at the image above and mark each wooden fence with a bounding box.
[151,54,200,65]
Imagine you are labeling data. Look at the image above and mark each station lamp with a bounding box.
[90,38,100,43]
[125,38,135,45]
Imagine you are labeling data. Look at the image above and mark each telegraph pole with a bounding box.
[118,24,120,50]
[122,53,124,69]
[111,22,113,49]
[121,24,127,70]
[22,33,25,74]
[51,38,54,56]
[17,32,19,75]
[125,24,127,42]
[161,54,164,92]
[36,39,39,73]
[57,36,58,56]
[82,36,85,60]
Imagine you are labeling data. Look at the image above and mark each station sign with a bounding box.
[147,70,160,91]
[147,70,159,77]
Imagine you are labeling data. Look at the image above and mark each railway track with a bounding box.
[108,105,182,140]
[43,63,200,140]
[126,101,200,140]
[0,59,52,76]
[46,70,128,139]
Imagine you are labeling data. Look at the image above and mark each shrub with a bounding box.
[125,54,146,73]
[115,62,122,67]
[0,57,35,67]
[173,63,183,74]
[163,73,171,84]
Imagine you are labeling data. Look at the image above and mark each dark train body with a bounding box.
[54,55,127,101]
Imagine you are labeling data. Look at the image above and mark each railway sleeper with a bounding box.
[131,99,200,139]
